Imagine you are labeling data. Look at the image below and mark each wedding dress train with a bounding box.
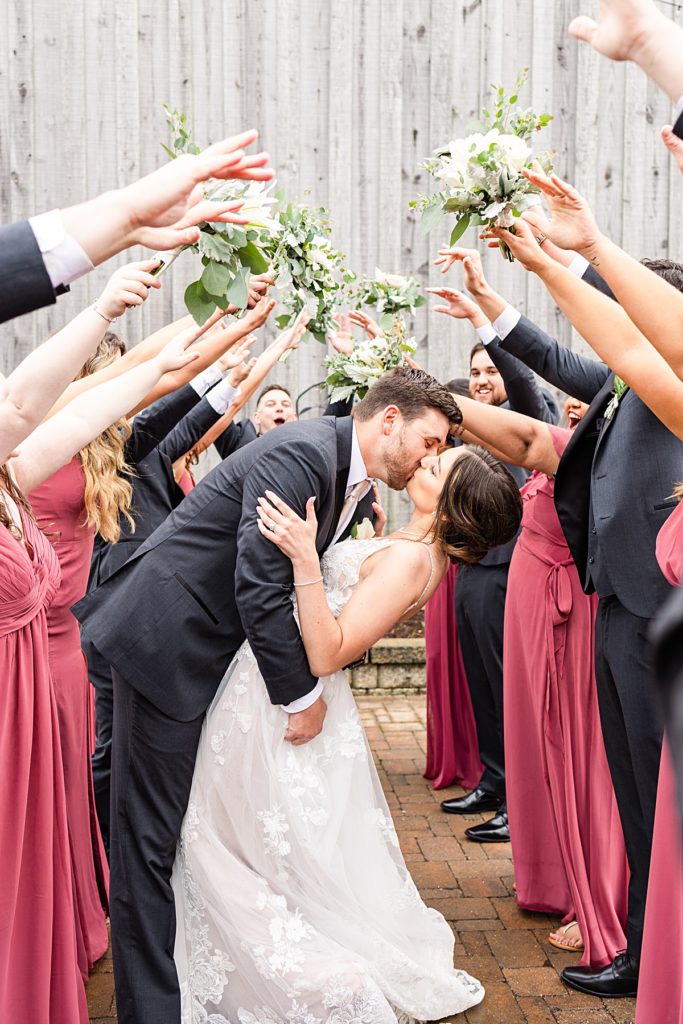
[171,537,484,1023]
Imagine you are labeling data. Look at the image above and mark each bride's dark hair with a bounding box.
[433,445,523,565]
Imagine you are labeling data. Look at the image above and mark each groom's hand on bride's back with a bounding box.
[285,696,328,745]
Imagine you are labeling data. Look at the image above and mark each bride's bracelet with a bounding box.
[292,575,323,588]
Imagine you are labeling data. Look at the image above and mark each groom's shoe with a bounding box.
[440,787,501,815]
[464,810,510,843]
[561,952,639,998]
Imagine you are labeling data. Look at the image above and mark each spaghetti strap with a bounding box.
[403,543,437,615]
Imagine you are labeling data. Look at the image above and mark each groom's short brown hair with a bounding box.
[352,366,462,427]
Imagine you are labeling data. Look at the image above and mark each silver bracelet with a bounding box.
[292,576,323,588]
[92,304,117,324]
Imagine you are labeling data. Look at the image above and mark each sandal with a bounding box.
[548,921,585,953]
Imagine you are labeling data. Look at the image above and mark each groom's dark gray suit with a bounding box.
[74,415,356,1024]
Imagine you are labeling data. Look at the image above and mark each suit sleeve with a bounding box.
[498,314,611,404]
[125,384,201,465]
[212,421,244,461]
[0,221,58,324]
[484,339,558,422]
[157,397,222,463]
[234,440,332,706]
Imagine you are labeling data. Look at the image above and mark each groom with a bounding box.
[74,366,459,1024]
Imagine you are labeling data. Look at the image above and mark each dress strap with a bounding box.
[403,543,437,616]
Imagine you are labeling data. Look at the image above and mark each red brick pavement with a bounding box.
[87,695,635,1024]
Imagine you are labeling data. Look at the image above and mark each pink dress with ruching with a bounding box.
[423,564,483,791]
[29,460,109,979]
[504,425,628,967]
[636,499,683,1024]
[0,505,88,1023]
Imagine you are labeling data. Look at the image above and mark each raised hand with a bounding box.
[568,0,662,62]
[247,273,276,307]
[433,246,489,298]
[662,125,683,175]
[348,310,382,340]
[480,218,555,273]
[426,286,488,327]
[219,334,257,374]
[96,259,163,319]
[242,295,277,331]
[153,331,203,374]
[521,170,602,255]
[329,313,356,355]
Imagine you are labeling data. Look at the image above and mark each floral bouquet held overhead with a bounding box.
[324,315,417,405]
[353,269,425,332]
[410,69,554,260]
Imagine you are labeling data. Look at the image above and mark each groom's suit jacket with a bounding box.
[74,415,355,720]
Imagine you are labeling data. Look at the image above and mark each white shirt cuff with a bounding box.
[492,304,522,340]
[189,366,223,396]
[475,322,497,345]
[568,253,590,278]
[29,210,93,288]
[205,380,240,415]
[282,679,324,714]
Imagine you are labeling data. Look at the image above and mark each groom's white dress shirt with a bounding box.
[283,422,371,714]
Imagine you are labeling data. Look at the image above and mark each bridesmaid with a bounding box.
[635,493,683,1024]
[442,390,629,967]
[424,378,483,792]
[0,283,199,1021]
[29,334,131,976]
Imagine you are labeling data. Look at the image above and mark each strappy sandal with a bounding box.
[548,921,585,953]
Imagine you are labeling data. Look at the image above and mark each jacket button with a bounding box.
[588,556,595,564]
[591,527,597,535]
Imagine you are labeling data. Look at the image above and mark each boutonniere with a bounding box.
[604,375,629,421]
[351,518,375,540]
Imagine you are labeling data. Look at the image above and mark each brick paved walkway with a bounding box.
[87,695,636,1024]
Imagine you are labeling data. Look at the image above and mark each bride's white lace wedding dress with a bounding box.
[171,537,484,1023]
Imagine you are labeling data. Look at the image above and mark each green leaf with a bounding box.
[160,142,177,160]
[198,231,235,263]
[200,259,230,297]
[310,329,327,345]
[413,294,426,308]
[237,240,270,274]
[419,202,445,235]
[225,266,251,309]
[184,280,217,326]
[449,214,471,246]
[275,313,292,330]
[380,312,395,331]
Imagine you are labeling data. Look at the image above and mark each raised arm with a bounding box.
[9,331,200,493]
[453,393,561,475]
[487,216,683,441]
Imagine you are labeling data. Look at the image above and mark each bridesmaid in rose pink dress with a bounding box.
[504,424,629,966]
[0,482,88,1023]
[30,459,110,979]
[636,498,683,1024]
[424,563,483,790]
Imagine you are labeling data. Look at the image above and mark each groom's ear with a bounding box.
[381,405,401,435]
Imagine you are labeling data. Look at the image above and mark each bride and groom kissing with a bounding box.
[75,365,522,1024]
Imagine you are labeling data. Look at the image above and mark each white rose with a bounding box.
[374,268,407,289]
[352,518,376,541]
[495,133,531,172]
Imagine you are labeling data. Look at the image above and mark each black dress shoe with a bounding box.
[440,787,502,815]
[464,810,510,843]
[561,952,639,998]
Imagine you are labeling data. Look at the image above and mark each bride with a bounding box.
[171,438,522,1024]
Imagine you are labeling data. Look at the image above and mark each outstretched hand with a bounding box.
[433,246,489,297]
[96,259,163,319]
[426,286,487,327]
[348,310,382,340]
[520,170,602,255]
[480,218,556,274]
[329,313,356,354]
[568,0,662,63]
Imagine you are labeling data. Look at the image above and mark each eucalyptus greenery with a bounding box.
[324,315,417,404]
[354,269,425,331]
[410,70,554,260]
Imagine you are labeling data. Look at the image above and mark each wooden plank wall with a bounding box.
[2,0,682,510]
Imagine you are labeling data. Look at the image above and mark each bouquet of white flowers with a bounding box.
[270,194,355,344]
[354,269,425,331]
[410,70,554,260]
[324,315,417,404]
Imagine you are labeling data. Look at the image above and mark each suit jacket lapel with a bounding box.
[321,416,354,550]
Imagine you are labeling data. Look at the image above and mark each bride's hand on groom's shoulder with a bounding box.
[256,491,318,564]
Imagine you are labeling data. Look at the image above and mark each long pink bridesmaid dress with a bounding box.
[636,499,683,1024]
[0,505,88,1023]
[423,563,483,791]
[29,460,109,979]
[504,425,629,966]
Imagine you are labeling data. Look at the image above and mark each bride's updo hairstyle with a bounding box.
[433,445,523,565]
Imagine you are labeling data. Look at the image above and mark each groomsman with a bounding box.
[479,258,683,996]
[441,335,558,842]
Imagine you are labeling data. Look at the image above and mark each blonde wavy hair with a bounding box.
[77,333,136,543]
